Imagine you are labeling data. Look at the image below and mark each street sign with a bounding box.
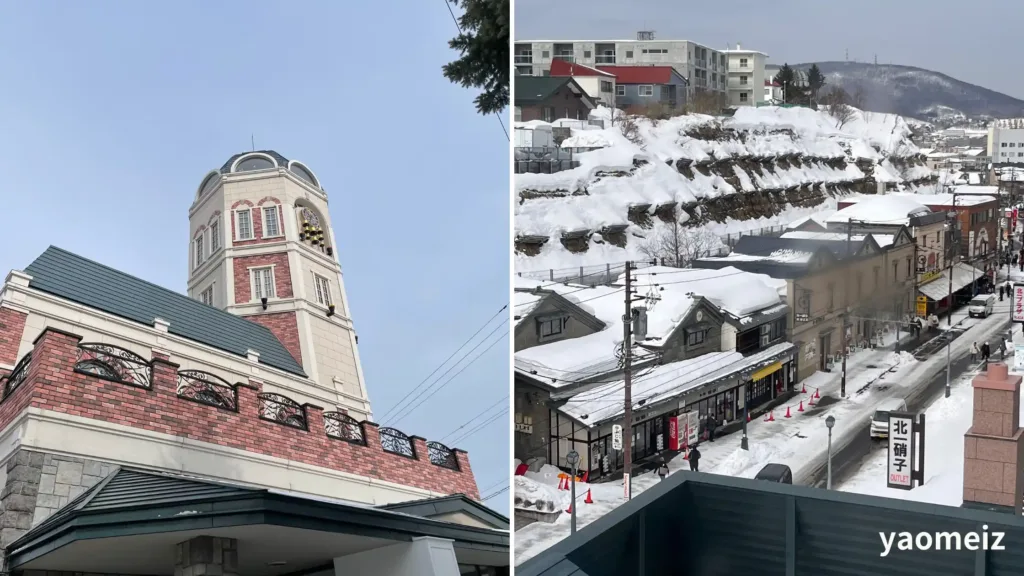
[887,411,926,490]
[612,425,623,451]
[1013,283,1024,322]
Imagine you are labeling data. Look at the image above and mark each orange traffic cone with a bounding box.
[683,447,689,460]
[814,388,821,399]
[784,406,792,418]
[798,400,805,412]
[566,502,573,514]
[767,410,775,422]
[808,396,816,407]
[584,489,594,504]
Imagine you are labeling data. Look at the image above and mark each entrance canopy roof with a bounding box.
[918,262,986,301]
[8,468,508,575]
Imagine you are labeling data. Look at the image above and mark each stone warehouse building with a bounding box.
[0,151,508,575]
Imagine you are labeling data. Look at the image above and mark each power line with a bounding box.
[378,304,508,423]
[442,0,509,141]
[441,395,509,442]
[388,322,509,427]
[450,407,509,446]
[482,486,509,501]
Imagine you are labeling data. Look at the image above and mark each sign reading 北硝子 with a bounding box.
[887,411,926,490]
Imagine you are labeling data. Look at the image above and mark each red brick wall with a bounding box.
[244,311,302,364]
[232,253,293,303]
[0,306,27,367]
[231,199,285,247]
[14,329,480,499]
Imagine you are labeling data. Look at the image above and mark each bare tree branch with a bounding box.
[639,223,722,267]
[822,86,855,129]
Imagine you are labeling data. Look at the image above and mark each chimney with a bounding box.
[736,43,742,50]
[962,362,1024,514]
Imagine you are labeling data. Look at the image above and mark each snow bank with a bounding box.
[515,475,566,513]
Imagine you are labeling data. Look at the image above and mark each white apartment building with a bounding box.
[723,44,767,106]
[988,118,1024,164]
[513,32,727,98]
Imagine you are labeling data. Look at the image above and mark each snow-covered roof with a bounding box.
[779,231,895,247]
[559,342,796,425]
[628,266,783,319]
[827,195,931,226]
[841,192,997,208]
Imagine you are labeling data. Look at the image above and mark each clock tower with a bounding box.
[185,150,371,420]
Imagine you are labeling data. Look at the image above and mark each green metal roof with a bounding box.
[514,76,573,105]
[23,246,306,376]
[379,493,509,530]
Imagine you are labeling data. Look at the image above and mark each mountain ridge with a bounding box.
[788,61,1024,122]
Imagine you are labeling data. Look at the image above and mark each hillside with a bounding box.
[514,106,936,275]
[792,61,1024,122]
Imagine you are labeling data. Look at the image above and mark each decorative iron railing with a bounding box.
[427,441,459,471]
[379,427,415,458]
[257,392,307,430]
[2,353,32,401]
[176,370,237,411]
[73,343,151,389]
[323,411,365,444]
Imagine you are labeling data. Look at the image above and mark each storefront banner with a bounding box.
[887,413,915,490]
[668,416,680,451]
[1013,283,1024,323]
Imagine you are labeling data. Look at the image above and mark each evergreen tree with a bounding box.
[442,0,510,115]
[774,64,797,103]
[806,64,826,102]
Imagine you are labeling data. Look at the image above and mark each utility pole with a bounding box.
[946,194,958,398]
[842,222,853,398]
[622,261,634,500]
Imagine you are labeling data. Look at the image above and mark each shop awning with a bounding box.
[918,262,986,301]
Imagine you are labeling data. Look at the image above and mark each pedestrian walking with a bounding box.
[982,342,991,362]
[1000,284,1006,300]
[657,458,670,481]
[971,341,979,362]
[706,414,717,442]
[688,445,701,472]
[1000,338,1007,361]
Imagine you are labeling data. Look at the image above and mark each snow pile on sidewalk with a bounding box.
[516,105,934,272]
[514,475,566,513]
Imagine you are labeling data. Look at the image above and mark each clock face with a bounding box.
[696,311,703,322]
[301,208,320,227]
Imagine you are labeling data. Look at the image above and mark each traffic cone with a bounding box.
[566,502,573,514]
[808,396,816,407]
[784,406,791,418]
[801,383,807,394]
[558,475,567,490]
[814,388,821,399]
[767,410,775,422]
[683,447,689,460]
[798,400,805,412]
[584,489,594,504]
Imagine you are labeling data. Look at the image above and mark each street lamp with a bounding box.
[566,450,580,534]
[825,415,836,490]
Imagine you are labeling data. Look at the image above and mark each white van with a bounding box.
[870,398,909,439]
[968,294,996,318]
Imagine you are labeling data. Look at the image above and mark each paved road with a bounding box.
[805,320,1011,489]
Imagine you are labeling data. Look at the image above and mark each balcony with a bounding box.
[514,54,533,64]
[553,54,575,63]
[595,55,615,65]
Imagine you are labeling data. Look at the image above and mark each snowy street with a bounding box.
[514,292,1015,566]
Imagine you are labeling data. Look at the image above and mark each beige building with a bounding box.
[723,44,767,106]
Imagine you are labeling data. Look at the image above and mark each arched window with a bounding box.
[233,153,277,173]
[195,171,221,200]
[289,162,319,187]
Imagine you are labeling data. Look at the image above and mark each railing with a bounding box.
[595,55,615,64]
[176,369,237,411]
[427,441,460,471]
[258,392,307,430]
[324,411,366,445]
[73,343,151,389]
[515,146,580,174]
[379,427,416,458]
[514,54,533,64]
[1,353,32,401]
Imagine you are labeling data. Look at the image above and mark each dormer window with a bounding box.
[686,329,705,347]
[236,156,275,172]
[537,316,565,342]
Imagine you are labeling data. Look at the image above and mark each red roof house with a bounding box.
[595,65,687,85]
[549,59,616,78]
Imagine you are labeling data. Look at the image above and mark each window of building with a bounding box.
[893,261,898,282]
[759,318,785,347]
[625,50,634,58]
[263,206,281,237]
[584,50,592,58]
[740,92,748,102]
[542,107,554,122]
[739,58,748,67]
[1002,142,1008,148]
[828,283,835,310]
[538,316,563,340]
[740,75,748,85]
[600,80,613,92]
[514,107,522,121]
[235,209,254,240]
[874,267,880,289]
[616,84,625,96]
[906,257,912,279]
[251,267,276,301]
[194,235,205,268]
[541,50,549,59]
[638,85,654,97]
[686,329,706,347]
[313,274,332,306]
[1012,143,1017,148]
[289,163,318,187]
[200,285,214,306]
[210,218,220,253]
[235,155,275,172]
[857,273,863,299]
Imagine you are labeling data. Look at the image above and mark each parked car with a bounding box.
[968,294,996,318]
[870,398,909,439]
[754,463,793,484]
